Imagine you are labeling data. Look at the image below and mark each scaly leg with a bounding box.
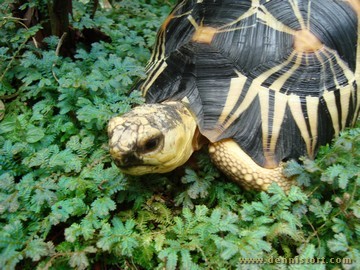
[208,139,294,191]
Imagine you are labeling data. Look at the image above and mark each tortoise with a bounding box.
[108,0,360,191]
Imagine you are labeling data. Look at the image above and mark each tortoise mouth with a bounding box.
[113,156,144,169]
[114,161,161,175]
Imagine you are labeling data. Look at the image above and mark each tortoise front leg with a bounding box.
[208,139,294,191]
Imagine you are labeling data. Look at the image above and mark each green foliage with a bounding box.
[1,0,359,269]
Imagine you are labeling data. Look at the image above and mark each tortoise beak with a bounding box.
[110,150,144,169]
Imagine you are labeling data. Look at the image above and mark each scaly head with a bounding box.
[108,101,198,175]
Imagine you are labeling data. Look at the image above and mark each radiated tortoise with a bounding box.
[108,0,360,191]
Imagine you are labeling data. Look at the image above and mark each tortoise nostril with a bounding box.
[123,156,130,164]
[114,159,122,167]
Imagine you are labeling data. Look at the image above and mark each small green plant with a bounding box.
[0,0,359,269]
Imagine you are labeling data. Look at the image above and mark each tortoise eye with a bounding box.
[142,135,163,153]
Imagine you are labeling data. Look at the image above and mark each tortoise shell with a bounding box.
[137,0,360,168]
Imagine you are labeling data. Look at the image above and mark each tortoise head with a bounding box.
[108,101,198,175]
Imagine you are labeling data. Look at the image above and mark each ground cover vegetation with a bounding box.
[0,0,359,269]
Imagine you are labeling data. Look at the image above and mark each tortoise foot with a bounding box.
[209,139,294,191]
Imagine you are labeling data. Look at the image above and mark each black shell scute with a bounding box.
[137,0,360,168]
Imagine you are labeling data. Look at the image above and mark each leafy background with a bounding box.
[0,0,359,269]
